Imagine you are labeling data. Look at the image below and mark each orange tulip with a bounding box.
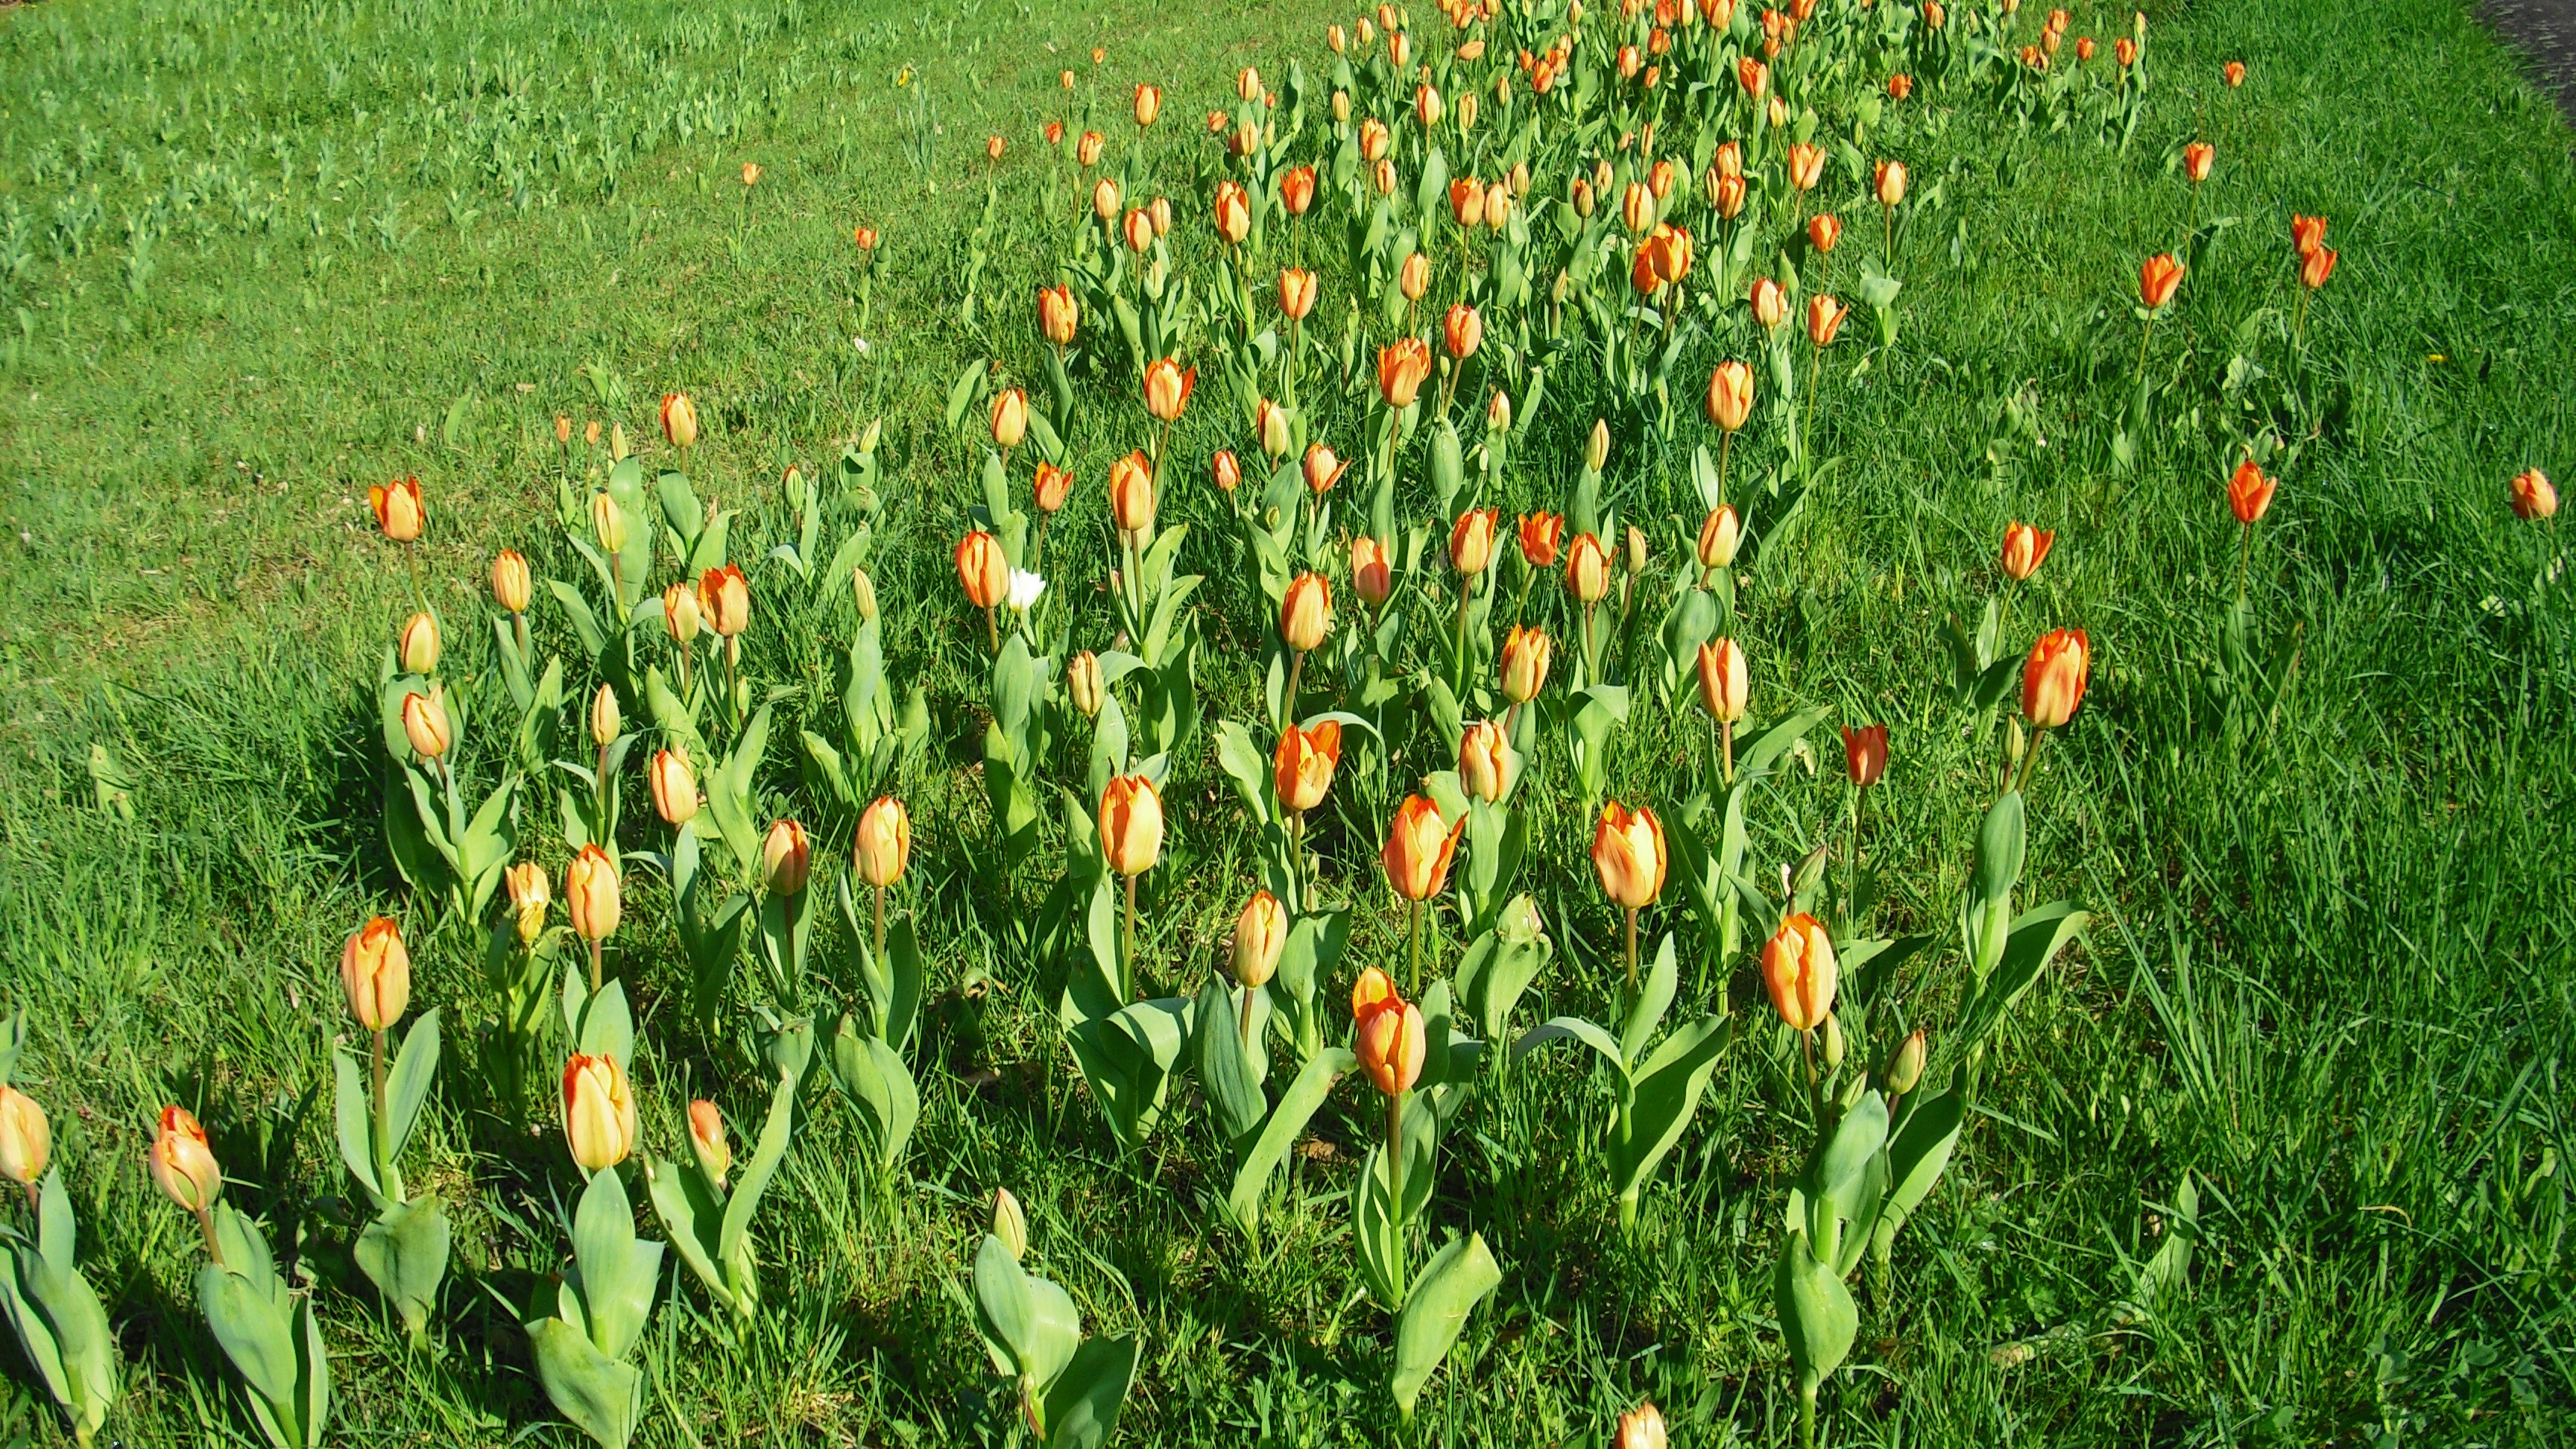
[370,476,425,542]
[1808,212,1841,254]
[1351,534,1394,606]
[1704,362,1755,435]
[1738,56,1768,95]
[661,392,700,450]
[1035,462,1074,514]
[398,610,441,675]
[2139,253,2185,309]
[1450,508,1500,575]
[1078,130,1105,167]
[1360,119,1391,162]
[340,917,411,1032]
[1281,572,1333,652]
[1591,802,1667,909]
[2291,214,2327,258]
[1483,182,1512,230]
[1132,83,1161,127]
[1697,637,1748,722]
[1377,337,1433,409]
[991,388,1029,449]
[761,818,811,897]
[1281,165,1317,215]
[1234,891,1289,990]
[2183,142,2214,183]
[1617,1404,1669,1449]
[1751,276,1787,330]
[1038,284,1079,346]
[1459,720,1509,803]
[1382,795,1465,901]
[563,1053,637,1172]
[2224,60,2246,86]
[1888,72,1913,101]
[1443,303,1484,359]
[1110,450,1157,537]
[566,844,620,941]
[1280,267,1320,320]
[1143,357,1196,422]
[698,563,751,636]
[2299,246,2337,291]
[955,531,1008,610]
[650,747,699,825]
[1274,719,1344,813]
[1518,512,1565,568]
[2001,521,2055,581]
[1646,224,1692,285]
[1761,914,1837,1031]
[1787,142,1825,192]
[1875,160,1908,208]
[1212,449,1243,494]
[2115,36,2136,66]
[400,688,451,760]
[1566,532,1612,603]
[150,1105,223,1212]
[685,1099,731,1187]
[1843,724,1888,787]
[492,550,531,613]
[1123,207,1154,253]
[2021,628,2090,729]
[2228,459,2276,525]
[854,796,912,888]
[1500,625,1553,702]
[1100,774,1164,876]
[1292,443,1344,496]
[1213,180,1252,245]
[1696,505,1742,570]
[1351,968,1427,1096]
[506,862,550,943]
[1807,294,1849,347]
[2510,468,2559,521]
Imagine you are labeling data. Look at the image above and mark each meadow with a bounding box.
[0,0,2572,1442]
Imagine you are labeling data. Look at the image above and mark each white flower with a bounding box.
[1006,569,1046,611]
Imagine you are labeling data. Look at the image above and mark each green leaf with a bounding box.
[1453,904,1550,1044]
[569,1169,658,1361]
[1881,1087,1966,1224]
[1611,1015,1732,1196]
[1774,1227,1857,1392]
[382,1009,441,1166]
[1512,1014,1624,1072]
[352,1193,449,1339]
[1389,1233,1500,1417]
[331,1047,383,1205]
[528,1316,640,1449]
[1957,900,2088,1049]
[973,1235,1080,1391]
[198,1256,298,1410]
[717,1071,799,1264]
[644,1152,734,1316]
[1617,934,1679,1066]
[830,1025,919,1178]
[1038,1334,1140,1449]
[944,358,990,432]
[1224,1047,1353,1237]
[1193,979,1270,1144]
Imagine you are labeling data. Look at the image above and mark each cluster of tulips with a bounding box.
[14,3,2562,1448]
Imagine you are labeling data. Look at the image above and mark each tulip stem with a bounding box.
[1290,810,1309,912]
[1449,575,1474,697]
[370,1026,390,1176]
[1722,719,1736,785]
[588,937,604,995]
[2014,725,2048,796]
[984,604,999,655]
[1801,336,1822,478]
[2235,521,2252,604]
[1386,1089,1408,1251]
[1407,899,1426,996]
[872,883,887,962]
[1849,786,1867,929]
[1238,979,1257,1053]
[1122,874,1140,1003]
[1623,906,1641,1012]
[1283,648,1307,727]
[1715,429,1733,512]
[196,1205,227,1269]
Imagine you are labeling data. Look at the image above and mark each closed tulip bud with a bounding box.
[1067,651,1105,720]
[1587,418,1611,471]
[1518,512,1565,567]
[150,1105,223,1213]
[1232,891,1288,990]
[1808,212,1841,254]
[0,1087,48,1187]
[2140,253,2185,309]
[1279,267,1320,320]
[1378,336,1433,408]
[1123,207,1154,253]
[1571,177,1597,217]
[1389,28,1412,66]
[1213,181,1252,245]
[398,611,440,675]
[2300,246,2337,291]
[640,750,696,830]
[555,414,574,445]
[2116,35,2137,65]
[1752,276,1788,330]
[1351,969,1427,1096]
[1487,388,1513,432]
[1761,913,1838,1031]
[1035,463,1074,515]
[2007,716,2028,772]
[1566,532,1612,602]
[1092,177,1121,221]
[1823,1010,1847,1068]
[1329,22,1348,51]
[610,422,629,459]
[1458,91,1480,130]
[1591,801,1667,909]
[1038,285,1080,347]
[1110,451,1158,538]
[1304,443,1348,495]
[2228,459,2276,525]
[1398,248,1430,300]
[590,681,621,749]
[591,490,630,556]
[1739,55,1769,95]
[1274,719,1344,813]
[1484,182,1511,230]
[492,550,531,613]
[1697,637,1749,722]
[1888,72,1913,101]
[1282,165,1318,215]
[1203,450,1239,498]
[660,392,700,451]
[1500,625,1553,702]
[984,133,1004,162]
[2001,520,2055,581]
[1924,1,1944,28]
[1459,720,1509,803]
[1876,160,1909,208]
[1143,357,1196,423]
[1808,293,1849,347]
[685,1099,731,1187]
[2290,213,2328,259]
[401,687,451,760]
[2077,34,2095,61]
[1383,795,1465,902]
[1451,176,1485,228]
[1132,83,1161,127]
[1099,774,1164,877]
[1260,400,1295,459]
[482,858,540,946]
[340,916,411,1031]
[1451,507,1500,575]
[370,476,425,542]
[1618,1404,1669,1449]
[850,566,879,623]
[1697,505,1742,569]
[1625,524,1650,577]
[1333,89,1354,122]
[1351,535,1394,607]
[1153,193,1175,230]
[762,818,810,896]
[664,582,703,644]
[1281,572,1333,652]
[1360,119,1391,163]
[698,563,751,637]
[1650,159,1678,201]
[956,531,1008,610]
[990,388,1029,449]
[1416,83,1443,127]
[1045,119,1064,147]
[2510,468,2559,521]
[2183,142,2214,183]
[562,1053,637,1172]
[1618,42,1642,78]
[2021,628,2091,729]
[2226,59,2247,86]
[1787,142,1825,192]
[566,844,620,941]
[1886,1028,1928,1093]
[1843,723,1889,787]
[850,795,910,889]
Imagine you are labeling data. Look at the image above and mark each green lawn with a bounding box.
[1,0,2571,1442]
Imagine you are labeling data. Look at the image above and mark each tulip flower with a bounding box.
[1761,913,1837,1032]
[2296,246,2337,341]
[400,687,450,763]
[1280,572,1333,707]
[1038,284,1079,350]
[1303,442,1348,496]
[1886,1027,1928,1095]
[1566,532,1611,604]
[681,1099,731,1189]
[1143,358,1196,452]
[1100,774,1164,996]
[1026,464,1073,524]
[492,549,532,614]
[151,1105,224,1221]
[852,795,910,955]
[1592,801,1667,993]
[397,610,440,676]
[1279,267,1319,321]
[1274,719,1343,816]
[955,530,1008,650]
[698,563,750,638]
[1351,534,1393,608]
[2001,520,2054,581]
[1459,720,1509,804]
[340,916,411,1033]
[2018,628,2090,788]
[1888,72,1913,101]
[2076,36,2094,61]
[1739,55,1768,95]
[0,1087,48,1199]
[1808,212,1841,256]
[1213,180,1251,246]
[1443,303,1483,361]
[1806,294,1849,348]
[990,388,1029,450]
[562,1053,637,1173]
[2139,253,2185,310]
[761,819,810,897]
[1500,625,1553,709]
[1281,165,1317,215]
[1377,337,1432,410]
[1751,276,1787,331]
[1132,83,1161,127]
[1122,206,1153,253]
[1487,388,1513,434]
[1360,119,1391,162]
[2225,60,2246,86]
[1383,797,1465,989]
[1232,889,1287,996]
[1697,637,1749,779]
[1696,505,1741,587]
[565,843,619,989]
[1618,1403,1668,1449]
[1206,450,1242,499]
[507,862,550,944]
[661,392,700,452]
[1787,142,1825,195]
[370,476,425,543]
[2183,142,2214,183]
[1078,130,1105,168]
[1844,724,1888,789]
[2228,458,2276,528]
[2510,468,2559,521]
[1518,512,1565,570]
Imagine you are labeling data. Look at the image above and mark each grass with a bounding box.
[1,0,2572,1442]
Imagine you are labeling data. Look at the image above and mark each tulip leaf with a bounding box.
[331,1046,385,1205]
[829,1026,919,1181]
[1618,934,1681,1066]
[1513,1014,1625,1073]
[1210,719,1272,826]
[196,1219,298,1410]
[1742,704,1834,778]
[1881,1086,1966,1229]
[528,1316,640,1449]
[716,1070,798,1267]
[1774,1226,1857,1392]
[382,1008,441,1167]
[569,1169,660,1363]
[943,358,988,433]
[1957,900,2089,1050]
[1224,1046,1352,1237]
[973,1235,1081,1392]
[1453,905,1550,1044]
[1193,979,1271,1144]
[645,1154,736,1317]
[1611,1014,1733,1196]
[353,1193,449,1339]
[1389,1232,1500,1418]
[1038,1333,1140,1449]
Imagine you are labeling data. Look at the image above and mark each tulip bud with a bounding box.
[1696,506,1741,571]
[1260,400,1294,459]
[401,687,451,760]
[1399,250,1430,302]
[762,818,811,896]
[2510,468,2560,521]
[492,550,532,613]
[1808,212,1841,255]
[1585,418,1610,471]
[0,1087,49,1187]
[1886,1028,1928,1094]
[2001,521,2056,581]
[1752,276,1787,330]
[851,566,880,622]
[2006,716,2028,773]
[590,488,628,555]
[1351,534,1394,607]
[1591,802,1667,909]
[370,476,426,543]
[150,1105,223,1213]
[1034,463,1074,515]
[1148,195,1172,237]
[1109,452,1158,540]
[555,415,574,445]
[686,1100,730,1187]
[1487,388,1513,433]
[2183,142,2214,184]
[1500,625,1553,702]
[1625,524,1649,577]
[1459,721,1509,803]
[1843,724,1889,788]
[1442,303,1483,361]
[2021,629,2091,730]
[1232,891,1288,990]
[1278,267,1320,321]
[399,611,441,675]
[562,1053,637,1172]
[956,531,1009,610]
[1617,1403,1668,1449]
[1807,293,1850,348]
[1565,533,1611,603]
[340,916,411,1032]
[660,393,701,451]
[610,422,630,460]
[1383,795,1465,902]
[507,861,550,944]
[1697,638,1748,722]
[1099,774,1165,877]
[1822,1011,1847,1069]
[1761,914,1838,1031]
[991,388,1029,449]
[1038,285,1080,347]
[1068,651,1105,719]
[1131,83,1162,127]
[1273,719,1344,815]
[993,1187,1030,1260]
[590,682,621,749]
[1092,176,1122,221]
[566,844,620,941]
[1450,507,1499,575]
[855,796,912,888]
[1281,572,1333,652]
